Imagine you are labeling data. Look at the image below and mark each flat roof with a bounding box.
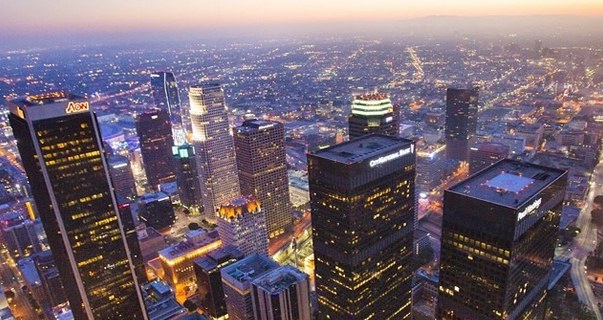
[448,159,565,209]
[252,265,307,294]
[311,134,413,165]
[222,254,279,286]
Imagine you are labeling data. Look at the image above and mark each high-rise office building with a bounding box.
[221,254,280,320]
[437,160,567,319]
[189,83,240,217]
[33,250,67,308]
[348,92,399,140]
[137,191,175,231]
[108,155,137,199]
[234,119,292,239]
[136,109,176,189]
[217,197,268,256]
[445,87,479,162]
[172,144,202,209]
[8,91,147,319]
[117,202,146,282]
[150,71,186,145]
[251,265,312,320]
[308,134,416,319]
[469,142,510,174]
[194,245,244,319]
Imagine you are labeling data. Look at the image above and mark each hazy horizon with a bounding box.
[2,12,603,51]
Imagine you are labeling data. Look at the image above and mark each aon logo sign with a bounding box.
[65,101,90,114]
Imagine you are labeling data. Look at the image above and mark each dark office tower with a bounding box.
[8,91,147,319]
[108,155,137,199]
[33,250,67,308]
[150,72,185,145]
[234,119,292,239]
[308,134,416,319]
[469,142,510,174]
[173,144,202,209]
[194,245,244,319]
[445,87,479,162]
[136,109,176,189]
[348,92,399,140]
[437,160,567,320]
[137,192,175,231]
[189,83,240,216]
[117,202,146,282]
[251,265,312,320]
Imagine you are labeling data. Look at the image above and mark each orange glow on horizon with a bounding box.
[2,0,603,36]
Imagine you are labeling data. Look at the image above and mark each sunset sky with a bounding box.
[4,0,603,35]
[1,0,602,49]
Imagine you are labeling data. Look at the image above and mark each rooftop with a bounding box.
[235,119,280,134]
[252,265,308,294]
[159,230,220,261]
[448,159,565,209]
[218,196,262,220]
[194,245,243,272]
[222,254,279,286]
[13,90,74,107]
[311,134,413,165]
[354,92,389,101]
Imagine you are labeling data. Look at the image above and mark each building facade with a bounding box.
[445,87,479,162]
[172,144,202,209]
[150,71,186,145]
[108,155,137,199]
[469,142,510,174]
[308,134,416,319]
[194,245,244,319]
[188,83,240,217]
[437,160,567,319]
[251,265,312,320]
[234,119,292,239]
[216,197,268,256]
[8,91,147,319]
[221,254,279,320]
[136,109,176,189]
[348,93,398,140]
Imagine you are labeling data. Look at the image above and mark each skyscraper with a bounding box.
[251,265,312,320]
[234,119,292,239]
[445,87,479,162]
[194,245,244,319]
[172,144,202,210]
[437,159,567,319]
[221,254,280,320]
[469,142,510,174]
[136,109,176,189]
[348,92,399,140]
[108,155,137,200]
[308,134,416,319]
[150,71,186,145]
[8,91,147,319]
[216,197,268,256]
[189,83,240,217]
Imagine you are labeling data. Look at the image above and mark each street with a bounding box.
[0,250,38,320]
[568,154,603,319]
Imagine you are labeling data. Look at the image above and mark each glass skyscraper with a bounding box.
[150,71,186,145]
[308,134,416,319]
[234,119,292,240]
[8,91,147,319]
[136,109,176,189]
[189,83,240,217]
[348,92,399,140]
[445,87,479,162]
[437,159,567,319]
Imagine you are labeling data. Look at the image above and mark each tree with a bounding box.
[188,222,201,230]
[183,299,197,312]
[591,209,603,227]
